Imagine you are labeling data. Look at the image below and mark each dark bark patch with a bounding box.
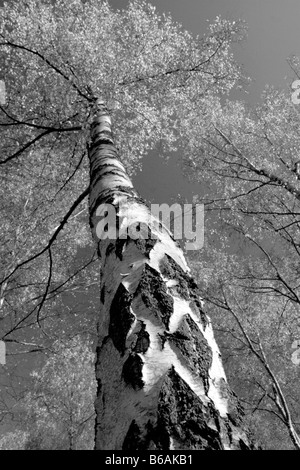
[122,353,144,390]
[134,322,150,354]
[91,169,129,191]
[123,420,170,451]
[166,315,212,390]
[114,227,157,261]
[190,299,206,326]
[116,229,157,258]
[122,420,143,450]
[105,242,115,258]
[114,232,156,261]
[96,241,101,259]
[94,377,104,429]
[109,284,134,355]
[134,236,157,257]
[91,132,114,146]
[120,368,249,450]
[144,420,171,450]
[89,140,118,152]
[157,367,224,450]
[115,228,157,261]
[100,285,105,304]
[239,438,251,450]
[95,336,110,379]
[136,264,174,328]
[159,254,194,297]
[115,186,139,198]
[115,238,127,260]
[159,254,207,326]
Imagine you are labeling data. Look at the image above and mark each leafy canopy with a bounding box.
[0,0,245,349]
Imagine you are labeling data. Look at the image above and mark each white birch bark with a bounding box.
[89,101,253,450]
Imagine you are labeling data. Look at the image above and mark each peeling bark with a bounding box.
[89,100,254,450]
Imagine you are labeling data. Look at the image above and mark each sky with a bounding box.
[106,0,300,203]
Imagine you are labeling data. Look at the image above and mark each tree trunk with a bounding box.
[89,100,253,450]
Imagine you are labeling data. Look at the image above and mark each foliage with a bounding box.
[0,0,245,354]
[0,337,96,450]
[0,429,29,450]
[187,84,300,449]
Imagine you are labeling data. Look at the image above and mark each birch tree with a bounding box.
[0,0,253,449]
[89,100,253,449]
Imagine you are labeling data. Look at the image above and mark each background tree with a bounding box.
[0,336,96,450]
[184,84,300,449]
[0,429,29,450]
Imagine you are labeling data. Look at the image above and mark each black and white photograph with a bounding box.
[0,0,299,454]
